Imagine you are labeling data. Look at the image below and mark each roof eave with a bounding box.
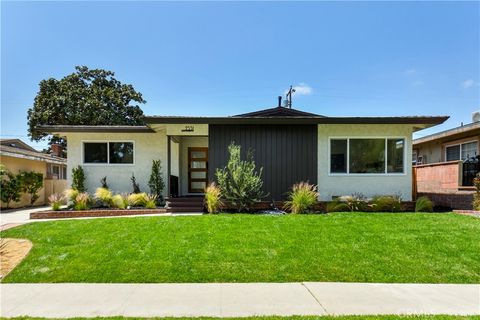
[36,125,156,134]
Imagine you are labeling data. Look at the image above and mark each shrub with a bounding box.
[94,187,113,207]
[0,166,22,208]
[111,194,126,209]
[72,166,86,192]
[127,192,148,207]
[473,173,480,211]
[416,196,434,212]
[64,188,79,208]
[144,194,157,209]
[284,182,319,214]
[326,199,350,213]
[216,143,267,212]
[100,176,109,189]
[131,174,141,193]
[339,193,368,212]
[18,171,44,206]
[74,192,90,210]
[204,182,223,213]
[148,160,165,203]
[371,195,401,212]
[48,193,65,211]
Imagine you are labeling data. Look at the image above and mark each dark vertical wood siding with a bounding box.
[208,124,318,200]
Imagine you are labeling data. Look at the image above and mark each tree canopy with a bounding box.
[27,66,146,144]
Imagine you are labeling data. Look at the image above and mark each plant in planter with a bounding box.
[148,160,165,204]
[94,187,113,207]
[204,182,223,213]
[370,195,401,212]
[284,182,319,214]
[216,143,267,212]
[111,194,127,209]
[127,192,148,207]
[48,193,65,211]
[74,192,90,210]
[100,176,109,189]
[131,174,141,193]
[72,166,86,192]
[144,194,157,209]
[415,196,433,212]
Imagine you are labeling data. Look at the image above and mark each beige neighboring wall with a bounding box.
[0,155,46,208]
[65,131,168,195]
[318,124,414,201]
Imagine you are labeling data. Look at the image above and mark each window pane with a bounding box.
[446,145,460,161]
[191,161,206,169]
[330,139,347,173]
[387,139,404,173]
[461,142,477,160]
[190,181,206,190]
[84,143,108,163]
[191,151,206,159]
[109,142,134,164]
[349,139,385,173]
[191,171,207,179]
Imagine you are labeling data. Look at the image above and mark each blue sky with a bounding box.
[1,1,479,150]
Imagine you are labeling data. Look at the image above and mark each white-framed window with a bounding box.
[329,137,405,175]
[83,141,135,165]
[412,150,418,165]
[445,141,478,162]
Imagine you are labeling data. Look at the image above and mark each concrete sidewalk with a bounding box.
[1,282,479,317]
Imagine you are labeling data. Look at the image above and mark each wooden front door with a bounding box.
[188,147,208,193]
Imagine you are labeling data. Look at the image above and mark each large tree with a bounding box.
[27,66,146,147]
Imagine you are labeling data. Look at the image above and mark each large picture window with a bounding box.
[83,142,134,164]
[330,138,405,174]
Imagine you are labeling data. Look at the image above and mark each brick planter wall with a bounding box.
[31,208,168,219]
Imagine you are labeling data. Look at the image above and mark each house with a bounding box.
[412,112,480,209]
[0,139,67,208]
[38,103,447,210]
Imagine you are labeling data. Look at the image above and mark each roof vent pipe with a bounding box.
[278,96,282,107]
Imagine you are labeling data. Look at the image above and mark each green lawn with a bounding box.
[1,316,479,320]
[1,213,479,283]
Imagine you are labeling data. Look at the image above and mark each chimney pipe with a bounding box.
[277,96,282,108]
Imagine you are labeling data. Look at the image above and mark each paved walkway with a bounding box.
[1,283,479,317]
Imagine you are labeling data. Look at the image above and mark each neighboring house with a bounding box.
[412,113,480,209]
[39,104,446,208]
[0,139,67,208]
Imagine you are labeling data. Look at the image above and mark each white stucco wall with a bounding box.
[65,131,168,195]
[318,124,413,201]
[179,136,208,195]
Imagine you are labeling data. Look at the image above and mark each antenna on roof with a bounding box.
[285,85,296,109]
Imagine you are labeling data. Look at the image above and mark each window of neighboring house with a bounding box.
[62,166,67,180]
[52,165,60,177]
[445,141,478,162]
[412,150,418,165]
[83,142,134,164]
[329,138,405,174]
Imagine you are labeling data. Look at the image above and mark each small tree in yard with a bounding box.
[216,143,267,212]
[148,160,165,203]
[71,166,86,192]
[19,171,44,206]
[0,165,23,208]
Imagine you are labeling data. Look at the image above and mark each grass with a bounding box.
[1,213,479,283]
[1,316,480,320]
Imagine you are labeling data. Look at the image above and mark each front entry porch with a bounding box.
[167,135,208,198]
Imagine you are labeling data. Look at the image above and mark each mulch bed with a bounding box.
[30,208,168,220]
[0,238,32,280]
